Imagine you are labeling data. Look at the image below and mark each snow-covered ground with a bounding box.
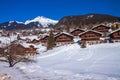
[0,43,120,80]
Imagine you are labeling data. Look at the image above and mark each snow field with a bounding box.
[0,43,120,80]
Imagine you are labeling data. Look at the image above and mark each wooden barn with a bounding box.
[109,29,120,42]
[79,30,103,45]
[55,32,74,46]
[92,25,110,37]
[70,29,85,36]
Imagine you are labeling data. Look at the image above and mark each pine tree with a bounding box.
[47,31,55,50]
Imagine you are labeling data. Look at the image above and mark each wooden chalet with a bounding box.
[6,43,37,56]
[79,30,103,44]
[109,29,120,42]
[40,35,49,43]
[40,35,49,46]
[70,29,85,36]
[7,44,26,55]
[55,32,74,46]
[92,25,110,37]
[29,39,40,44]
[25,45,37,56]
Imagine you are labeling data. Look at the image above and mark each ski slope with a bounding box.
[0,43,120,80]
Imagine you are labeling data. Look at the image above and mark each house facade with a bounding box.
[92,25,110,37]
[55,32,74,46]
[70,29,84,36]
[109,29,120,42]
[40,36,49,43]
[5,44,37,56]
[79,30,102,45]
[40,35,49,46]
[25,45,37,56]
[28,39,40,44]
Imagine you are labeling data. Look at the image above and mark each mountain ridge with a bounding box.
[0,16,58,30]
[0,14,120,30]
[25,16,58,27]
[55,14,120,30]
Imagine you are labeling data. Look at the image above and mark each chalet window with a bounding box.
[98,27,103,29]
[84,35,87,37]
[58,35,67,39]
[88,34,94,37]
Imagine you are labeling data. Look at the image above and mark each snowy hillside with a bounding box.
[0,43,120,80]
[25,16,58,27]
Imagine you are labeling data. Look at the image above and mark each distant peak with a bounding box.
[9,21,24,24]
[9,21,15,23]
[37,16,47,18]
[32,16,54,22]
[24,16,58,27]
[34,16,48,19]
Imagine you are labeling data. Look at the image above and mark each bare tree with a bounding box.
[3,43,35,67]
[6,53,24,67]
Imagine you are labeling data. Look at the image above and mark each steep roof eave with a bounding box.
[108,28,120,36]
[92,24,110,30]
[55,32,74,38]
[79,30,103,36]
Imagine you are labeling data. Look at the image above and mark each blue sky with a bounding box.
[0,0,120,23]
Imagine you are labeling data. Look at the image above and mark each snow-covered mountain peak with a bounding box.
[25,16,58,27]
[9,21,24,24]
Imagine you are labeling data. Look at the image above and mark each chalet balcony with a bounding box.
[81,37,100,41]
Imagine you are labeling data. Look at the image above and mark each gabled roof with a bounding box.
[55,32,74,38]
[7,43,25,49]
[92,25,110,30]
[79,30,103,36]
[70,28,85,33]
[108,28,120,35]
[40,35,49,40]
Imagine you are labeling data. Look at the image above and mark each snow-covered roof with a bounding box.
[70,28,85,33]
[21,35,38,41]
[20,43,37,48]
[92,24,110,30]
[108,28,120,35]
[41,35,49,39]
[79,30,103,36]
[54,32,74,38]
